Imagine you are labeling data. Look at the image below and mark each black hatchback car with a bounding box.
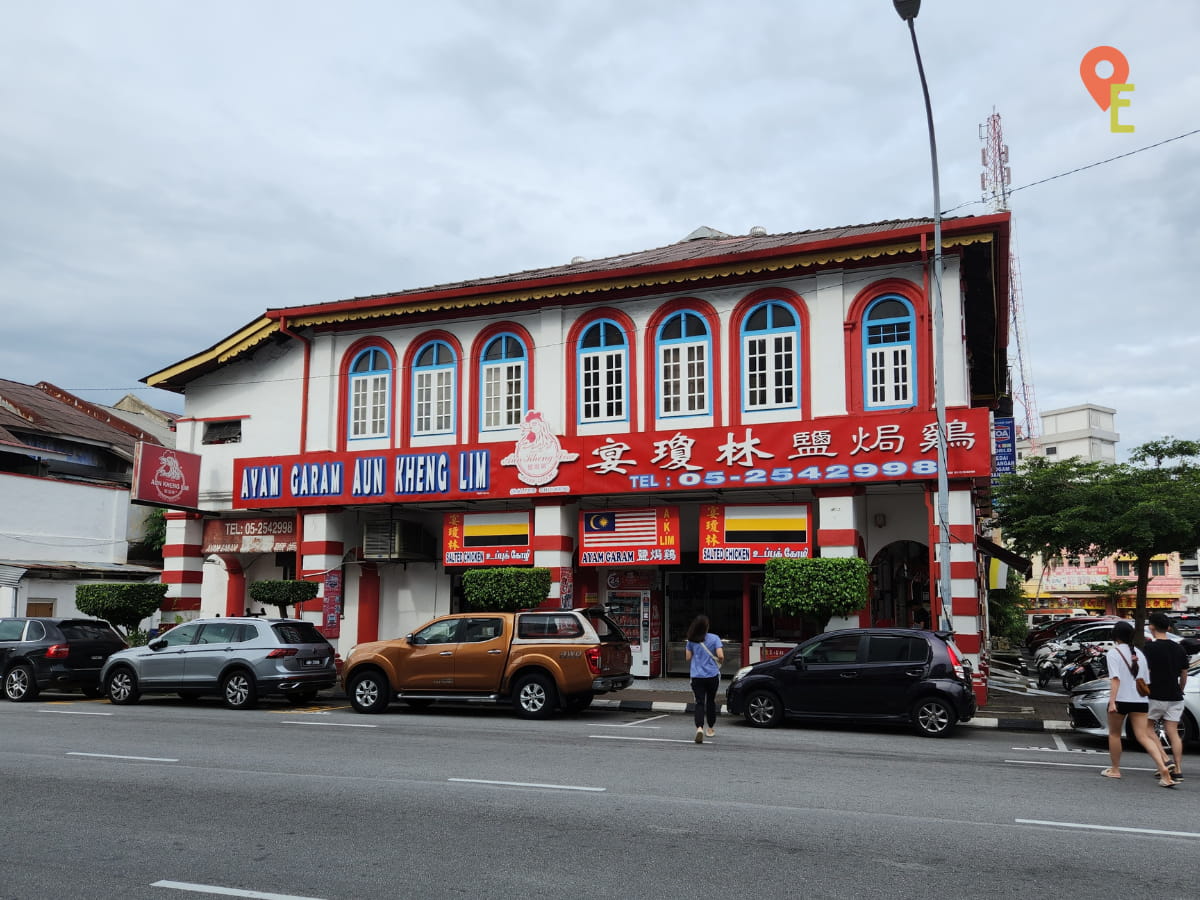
[725,628,976,737]
[1,617,128,701]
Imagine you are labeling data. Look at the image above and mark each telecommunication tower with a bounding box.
[980,109,1039,449]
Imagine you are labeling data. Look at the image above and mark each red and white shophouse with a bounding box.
[146,214,1014,702]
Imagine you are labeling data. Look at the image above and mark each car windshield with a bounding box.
[59,621,121,641]
[271,622,330,645]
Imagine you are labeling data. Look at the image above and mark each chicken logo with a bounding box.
[501,411,579,486]
[150,450,189,502]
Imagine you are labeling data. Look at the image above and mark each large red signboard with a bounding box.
[132,442,202,510]
[231,407,991,509]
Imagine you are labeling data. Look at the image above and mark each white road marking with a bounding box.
[590,734,705,744]
[39,709,113,716]
[625,714,668,725]
[1015,819,1200,840]
[1010,745,1104,754]
[68,752,179,762]
[153,879,327,899]
[279,720,377,728]
[448,777,605,792]
[1052,734,1068,751]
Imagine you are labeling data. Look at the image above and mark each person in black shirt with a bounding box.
[1144,612,1190,780]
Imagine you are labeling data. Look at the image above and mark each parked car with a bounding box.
[1068,661,1200,744]
[1026,616,1115,651]
[342,607,633,718]
[1170,614,1200,638]
[101,617,337,709]
[1032,621,1122,663]
[1,617,128,701]
[724,628,976,737]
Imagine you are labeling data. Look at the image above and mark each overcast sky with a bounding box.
[2,1,1196,455]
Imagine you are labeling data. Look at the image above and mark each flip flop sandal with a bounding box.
[1100,768,1121,778]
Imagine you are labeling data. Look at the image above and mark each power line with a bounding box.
[943,127,1200,216]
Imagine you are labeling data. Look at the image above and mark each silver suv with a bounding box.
[101,617,336,709]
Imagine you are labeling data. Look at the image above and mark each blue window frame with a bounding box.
[348,347,391,439]
[480,334,527,431]
[412,340,456,436]
[656,311,710,418]
[740,301,800,412]
[863,296,916,409]
[578,320,627,424]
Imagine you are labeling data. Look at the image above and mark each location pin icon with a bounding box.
[1080,46,1130,110]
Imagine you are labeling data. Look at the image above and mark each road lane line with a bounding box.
[1004,759,1156,772]
[448,777,605,792]
[279,720,377,728]
[153,879,327,899]
[68,752,179,762]
[590,734,703,744]
[1015,819,1200,840]
[39,709,114,716]
[1052,734,1068,751]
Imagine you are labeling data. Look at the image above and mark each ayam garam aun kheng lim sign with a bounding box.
[231,406,991,509]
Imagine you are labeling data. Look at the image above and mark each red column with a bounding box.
[357,564,380,644]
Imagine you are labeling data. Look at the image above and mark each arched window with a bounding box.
[863,296,916,409]
[412,340,456,436]
[656,310,710,418]
[578,320,627,424]
[480,334,527,430]
[741,301,799,412]
[348,347,391,439]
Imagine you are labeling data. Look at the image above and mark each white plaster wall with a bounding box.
[0,473,130,564]
[375,560,445,639]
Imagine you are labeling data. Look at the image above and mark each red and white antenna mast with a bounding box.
[980,109,1039,449]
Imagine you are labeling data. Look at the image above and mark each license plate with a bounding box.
[304,657,324,667]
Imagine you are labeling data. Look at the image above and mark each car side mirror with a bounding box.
[148,639,167,651]
[792,656,807,670]
[406,633,425,646]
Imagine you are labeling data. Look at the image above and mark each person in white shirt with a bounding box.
[1101,620,1177,786]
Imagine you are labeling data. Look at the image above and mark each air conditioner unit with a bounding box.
[362,519,435,561]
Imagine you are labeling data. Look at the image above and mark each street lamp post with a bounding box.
[894,0,953,631]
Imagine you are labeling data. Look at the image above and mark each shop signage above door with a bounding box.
[699,503,811,563]
[443,511,532,566]
[202,517,297,554]
[578,507,679,566]
[230,407,991,509]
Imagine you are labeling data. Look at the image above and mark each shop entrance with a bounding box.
[664,570,750,676]
[869,540,930,628]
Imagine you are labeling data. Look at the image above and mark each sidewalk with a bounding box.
[596,674,1074,733]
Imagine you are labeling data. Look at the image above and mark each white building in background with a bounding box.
[1015,403,1118,463]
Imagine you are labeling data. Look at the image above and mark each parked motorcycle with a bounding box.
[1061,644,1108,692]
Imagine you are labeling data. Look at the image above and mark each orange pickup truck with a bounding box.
[342,608,634,718]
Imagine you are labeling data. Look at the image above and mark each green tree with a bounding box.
[992,437,1200,636]
[75,583,168,636]
[763,557,869,634]
[461,568,551,611]
[1088,577,1135,613]
[988,567,1029,646]
[248,580,320,618]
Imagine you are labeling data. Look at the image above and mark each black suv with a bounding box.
[725,628,976,737]
[1,617,128,701]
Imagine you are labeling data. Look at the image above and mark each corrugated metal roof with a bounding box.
[0,379,145,457]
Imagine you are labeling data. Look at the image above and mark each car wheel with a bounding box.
[4,664,39,702]
[285,689,319,706]
[221,670,258,710]
[105,668,140,705]
[513,673,557,719]
[80,684,104,699]
[912,696,957,737]
[743,688,783,727]
[348,669,391,713]
[1182,711,1199,745]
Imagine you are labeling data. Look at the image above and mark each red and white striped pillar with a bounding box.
[928,485,986,704]
[814,488,868,629]
[161,511,204,618]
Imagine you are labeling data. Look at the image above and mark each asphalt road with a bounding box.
[2,693,1196,900]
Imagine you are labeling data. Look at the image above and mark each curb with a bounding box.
[594,697,1072,733]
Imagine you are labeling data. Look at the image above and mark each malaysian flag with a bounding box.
[582,509,659,547]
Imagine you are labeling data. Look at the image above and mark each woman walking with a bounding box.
[685,615,724,743]
[1101,620,1177,786]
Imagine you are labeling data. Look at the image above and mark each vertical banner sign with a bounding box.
[321,570,342,639]
[443,511,532,565]
[699,504,811,563]
[558,567,574,610]
[991,416,1016,490]
[578,507,680,566]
